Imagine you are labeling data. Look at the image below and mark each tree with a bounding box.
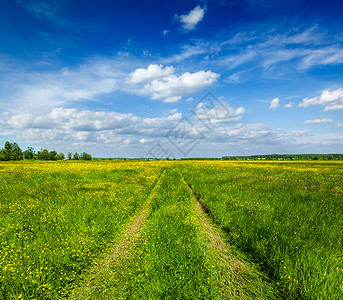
[49,151,58,161]
[57,153,65,160]
[73,152,79,160]
[81,152,92,160]
[12,143,23,160]
[0,149,8,161]
[23,147,35,160]
[37,149,49,160]
[67,152,72,160]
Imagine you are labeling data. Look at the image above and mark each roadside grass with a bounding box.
[180,161,343,299]
[0,161,162,299]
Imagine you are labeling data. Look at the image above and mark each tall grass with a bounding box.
[0,161,161,299]
[180,161,343,299]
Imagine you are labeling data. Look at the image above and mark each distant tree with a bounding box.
[0,149,8,161]
[81,152,92,160]
[4,141,12,152]
[73,152,79,160]
[38,149,49,160]
[12,143,22,160]
[57,153,65,160]
[23,147,35,160]
[0,141,22,161]
[67,152,72,160]
[49,151,58,160]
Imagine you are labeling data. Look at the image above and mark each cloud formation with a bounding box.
[284,102,294,108]
[269,98,280,110]
[177,5,206,31]
[128,64,175,83]
[129,64,219,102]
[299,88,343,111]
[305,118,333,124]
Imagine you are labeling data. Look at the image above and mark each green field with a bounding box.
[0,161,342,299]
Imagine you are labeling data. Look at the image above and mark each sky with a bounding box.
[0,0,343,158]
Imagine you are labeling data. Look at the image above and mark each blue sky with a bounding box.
[1,0,343,158]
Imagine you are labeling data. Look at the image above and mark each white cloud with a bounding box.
[193,101,245,126]
[217,27,343,72]
[139,138,150,144]
[284,102,294,108]
[305,118,333,124]
[163,96,182,103]
[269,98,280,110]
[128,64,175,83]
[299,88,343,111]
[141,70,219,102]
[162,30,170,36]
[177,5,206,31]
[7,107,182,132]
[0,57,128,113]
[225,72,241,84]
[298,47,343,70]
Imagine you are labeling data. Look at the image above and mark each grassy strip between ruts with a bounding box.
[95,167,278,299]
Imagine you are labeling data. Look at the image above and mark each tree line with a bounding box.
[0,141,92,161]
[222,154,343,160]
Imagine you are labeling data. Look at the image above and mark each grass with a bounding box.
[0,160,342,299]
[91,168,277,299]
[0,161,162,299]
[180,160,343,299]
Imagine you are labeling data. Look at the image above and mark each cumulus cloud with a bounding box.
[305,118,333,124]
[299,88,343,111]
[127,64,219,102]
[128,64,175,83]
[177,5,206,31]
[140,69,219,102]
[7,108,182,134]
[269,98,280,110]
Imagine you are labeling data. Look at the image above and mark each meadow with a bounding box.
[0,160,342,299]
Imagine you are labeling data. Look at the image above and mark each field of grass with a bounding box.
[180,161,343,299]
[0,160,342,299]
[0,161,163,299]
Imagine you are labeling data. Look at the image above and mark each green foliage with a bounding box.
[0,141,23,161]
[23,147,34,160]
[222,154,343,160]
[0,141,92,161]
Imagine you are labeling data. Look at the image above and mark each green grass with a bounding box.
[1,160,342,299]
[0,161,162,299]
[110,168,277,299]
[180,161,343,299]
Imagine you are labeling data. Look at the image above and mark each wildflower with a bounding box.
[293,231,297,234]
